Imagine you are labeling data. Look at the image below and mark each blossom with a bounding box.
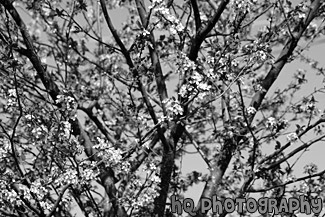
[86,6,94,19]
[6,89,18,109]
[55,169,78,187]
[8,89,17,97]
[0,138,10,158]
[60,121,71,140]
[25,114,35,120]
[39,201,53,212]
[232,0,255,13]
[303,163,318,175]
[93,138,130,175]
[55,94,77,119]
[149,0,164,9]
[165,99,184,116]
[142,29,150,37]
[266,117,276,129]
[284,174,296,182]
[298,12,306,20]
[255,50,267,62]
[31,125,48,139]
[287,133,298,142]
[246,106,256,115]
[200,12,208,22]
[81,168,98,182]
[150,174,161,183]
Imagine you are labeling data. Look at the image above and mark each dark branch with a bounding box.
[190,0,201,32]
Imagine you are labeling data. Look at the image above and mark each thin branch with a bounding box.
[248,169,325,193]
[99,0,167,145]
[78,104,116,144]
[194,1,322,216]
[260,117,325,165]
[0,209,18,217]
[11,183,42,217]
[184,128,211,169]
[0,3,127,217]
[242,4,274,29]
[47,184,71,217]
[278,0,294,38]
[237,81,258,171]
[134,0,169,116]
[249,0,321,116]
[260,134,325,173]
[99,0,133,68]
[188,0,230,61]
[1,0,60,101]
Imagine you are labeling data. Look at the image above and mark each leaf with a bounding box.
[78,0,87,11]
[56,8,64,17]
[275,140,281,150]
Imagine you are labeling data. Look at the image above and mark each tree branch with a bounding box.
[78,104,116,144]
[99,0,133,68]
[249,0,321,114]
[248,169,325,193]
[193,1,322,216]
[260,134,325,173]
[47,184,71,217]
[190,0,201,32]
[1,0,60,101]
[0,2,127,216]
[135,0,169,115]
[99,0,169,151]
[260,117,325,165]
[184,127,211,169]
[188,0,229,61]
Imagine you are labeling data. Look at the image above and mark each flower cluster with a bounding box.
[0,138,10,159]
[121,162,161,214]
[242,39,272,64]
[55,94,78,120]
[80,168,99,184]
[177,53,196,76]
[53,161,98,189]
[286,132,298,142]
[231,0,257,13]
[266,117,276,129]
[19,181,54,212]
[59,121,71,140]
[284,174,296,182]
[246,106,257,116]
[176,54,212,100]
[303,163,318,175]
[0,186,22,207]
[266,117,288,131]
[6,89,18,111]
[149,0,184,35]
[164,98,184,118]
[55,169,78,187]
[93,138,130,175]
[31,125,48,140]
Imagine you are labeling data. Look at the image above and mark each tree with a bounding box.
[0,0,325,216]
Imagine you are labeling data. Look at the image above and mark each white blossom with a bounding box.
[287,133,298,142]
[266,117,276,129]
